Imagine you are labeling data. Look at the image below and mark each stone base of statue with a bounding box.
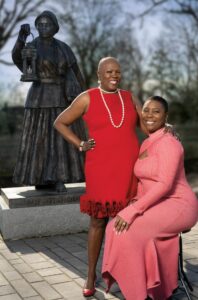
[0,183,89,240]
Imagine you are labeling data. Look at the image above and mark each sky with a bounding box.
[0,0,164,101]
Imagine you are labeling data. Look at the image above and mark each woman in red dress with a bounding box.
[54,57,141,297]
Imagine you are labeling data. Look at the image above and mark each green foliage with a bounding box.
[169,102,190,124]
[0,103,24,135]
[175,124,198,173]
[0,134,20,187]
[0,107,8,134]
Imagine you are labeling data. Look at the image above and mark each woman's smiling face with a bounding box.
[98,59,121,92]
[142,99,168,133]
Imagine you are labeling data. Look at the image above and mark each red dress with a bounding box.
[80,87,139,218]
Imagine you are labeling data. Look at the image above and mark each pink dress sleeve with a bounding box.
[118,136,183,225]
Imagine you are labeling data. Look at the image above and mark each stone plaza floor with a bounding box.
[0,223,197,300]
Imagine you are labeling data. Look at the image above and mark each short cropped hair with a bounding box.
[147,96,169,113]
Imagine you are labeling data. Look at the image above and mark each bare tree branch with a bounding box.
[136,0,198,26]
[0,59,14,65]
[168,3,198,25]
[137,0,167,18]
[0,0,47,62]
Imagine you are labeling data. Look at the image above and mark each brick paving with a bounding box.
[0,223,197,299]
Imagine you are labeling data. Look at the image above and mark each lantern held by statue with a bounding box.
[20,40,38,82]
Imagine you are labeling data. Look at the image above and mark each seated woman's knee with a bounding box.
[91,217,108,229]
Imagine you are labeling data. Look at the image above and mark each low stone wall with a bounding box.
[0,183,89,240]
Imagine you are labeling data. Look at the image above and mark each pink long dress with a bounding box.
[102,128,198,300]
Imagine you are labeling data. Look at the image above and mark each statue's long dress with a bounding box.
[12,37,86,185]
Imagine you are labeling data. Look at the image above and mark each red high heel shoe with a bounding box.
[83,276,97,297]
[83,286,96,297]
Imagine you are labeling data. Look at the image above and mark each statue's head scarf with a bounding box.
[35,11,59,34]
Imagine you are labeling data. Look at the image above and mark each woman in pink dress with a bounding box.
[102,96,198,300]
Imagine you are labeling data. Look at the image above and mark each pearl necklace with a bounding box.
[99,87,125,128]
[99,87,118,94]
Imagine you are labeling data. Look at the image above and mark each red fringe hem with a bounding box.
[80,196,129,218]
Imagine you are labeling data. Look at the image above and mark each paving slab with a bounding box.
[0,222,197,299]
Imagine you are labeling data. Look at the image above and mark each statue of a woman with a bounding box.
[12,11,87,192]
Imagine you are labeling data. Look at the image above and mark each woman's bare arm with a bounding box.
[54,91,89,149]
[131,94,148,135]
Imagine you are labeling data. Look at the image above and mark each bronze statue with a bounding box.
[12,11,87,192]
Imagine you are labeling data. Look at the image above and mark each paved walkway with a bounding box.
[0,223,197,300]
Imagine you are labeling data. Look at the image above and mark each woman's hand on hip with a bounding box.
[114,216,129,234]
[80,139,96,151]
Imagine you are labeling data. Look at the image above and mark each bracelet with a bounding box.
[79,141,85,152]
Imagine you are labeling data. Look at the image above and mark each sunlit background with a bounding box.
[0,0,198,188]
